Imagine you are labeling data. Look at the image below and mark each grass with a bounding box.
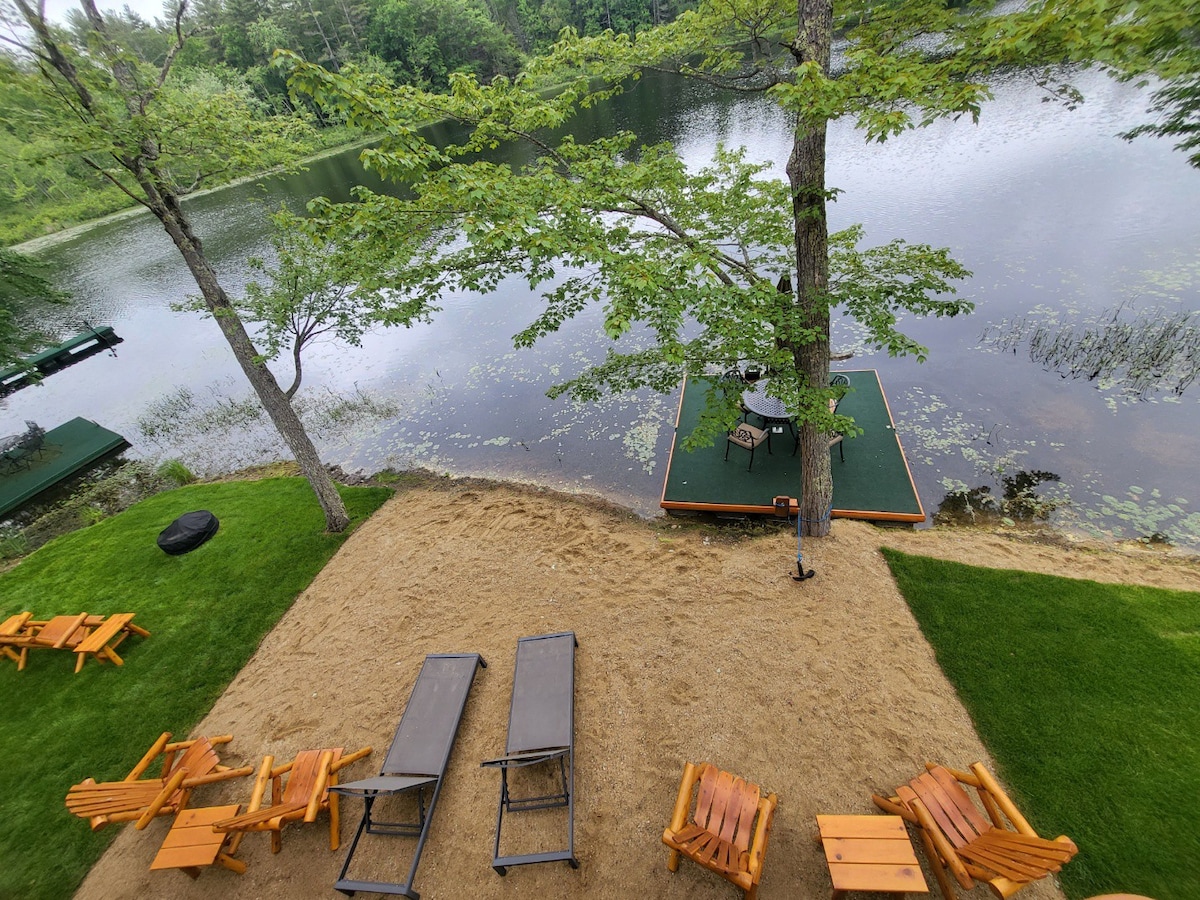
[882,549,1200,900]
[0,477,392,900]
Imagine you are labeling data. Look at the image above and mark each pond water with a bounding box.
[10,68,1200,549]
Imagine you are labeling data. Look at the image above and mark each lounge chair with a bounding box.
[213,746,372,853]
[872,762,1078,900]
[481,632,579,875]
[65,732,254,830]
[662,761,777,900]
[331,652,486,898]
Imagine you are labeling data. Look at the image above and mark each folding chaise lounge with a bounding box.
[481,631,579,874]
[330,652,486,898]
[65,732,253,830]
[872,762,1078,900]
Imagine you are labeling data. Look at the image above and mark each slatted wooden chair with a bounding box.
[213,746,372,854]
[872,762,1078,900]
[662,761,777,900]
[66,732,254,831]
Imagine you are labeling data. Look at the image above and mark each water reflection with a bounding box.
[7,68,1200,548]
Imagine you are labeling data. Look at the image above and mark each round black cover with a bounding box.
[157,510,219,555]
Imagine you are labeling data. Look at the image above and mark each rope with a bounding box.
[793,500,833,581]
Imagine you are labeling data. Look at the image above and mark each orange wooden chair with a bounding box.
[872,762,1078,900]
[213,746,372,853]
[66,732,253,830]
[662,761,777,900]
[0,612,35,670]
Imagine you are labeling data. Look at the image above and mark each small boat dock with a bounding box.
[0,418,130,517]
[660,370,925,523]
[0,326,122,396]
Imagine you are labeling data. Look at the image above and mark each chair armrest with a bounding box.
[668,761,701,834]
[871,792,919,824]
[909,795,975,891]
[180,765,255,788]
[970,763,1036,836]
[127,732,172,780]
[329,746,373,774]
[134,766,188,830]
[746,793,776,881]
[303,751,335,823]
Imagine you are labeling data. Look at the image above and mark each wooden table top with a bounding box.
[151,805,241,871]
[817,814,929,895]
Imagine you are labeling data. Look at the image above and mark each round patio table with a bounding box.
[741,381,796,438]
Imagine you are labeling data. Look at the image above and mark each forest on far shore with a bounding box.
[1,0,694,244]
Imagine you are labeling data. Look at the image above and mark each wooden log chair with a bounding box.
[663,761,778,900]
[872,762,1078,900]
[0,612,35,670]
[66,733,254,831]
[213,746,372,854]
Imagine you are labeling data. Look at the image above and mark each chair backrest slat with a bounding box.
[929,766,993,834]
[283,749,341,805]
[169,738,219,781]
[732,779,761,851]
[907,773,985,847]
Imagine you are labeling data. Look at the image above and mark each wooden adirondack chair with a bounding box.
[66,733,253,831]
[213,746,372,854]
[872,762,1078,900]
[662,761,777,900]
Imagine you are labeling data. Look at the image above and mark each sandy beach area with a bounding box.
[74,479,1200,900]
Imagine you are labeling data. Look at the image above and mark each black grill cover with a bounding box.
[157,510,219,555]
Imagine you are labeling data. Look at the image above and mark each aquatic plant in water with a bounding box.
[980,303,1200,401]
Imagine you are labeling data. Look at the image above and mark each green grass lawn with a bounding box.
[882,549,1200,900]
[0,477,391,900]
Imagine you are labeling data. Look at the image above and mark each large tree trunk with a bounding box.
[156,198,350,532]
[31,0,350,534]
[787,0,834,537]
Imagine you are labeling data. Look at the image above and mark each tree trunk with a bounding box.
[157,202,350,531]
[22,0,350,533]
[787,0,834,537]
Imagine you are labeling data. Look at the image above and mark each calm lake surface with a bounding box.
[12,69,1200,549]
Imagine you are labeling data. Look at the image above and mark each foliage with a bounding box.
[177,206,431,398]
[0,477,392,900]
[4,459,190,558]
[982,304,1200,400]
[286,0,1127,533]
[0,246,65,367]
[883,549,1200,900]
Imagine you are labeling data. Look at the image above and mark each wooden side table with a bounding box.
[817,814,929,899]
[151,805,246,879]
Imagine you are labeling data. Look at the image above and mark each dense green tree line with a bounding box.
[0,0,693,243]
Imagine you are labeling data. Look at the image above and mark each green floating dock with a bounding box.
[0,418,129,517]
[660,370,925,523]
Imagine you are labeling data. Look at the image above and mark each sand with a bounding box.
[74,478,1200,900]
